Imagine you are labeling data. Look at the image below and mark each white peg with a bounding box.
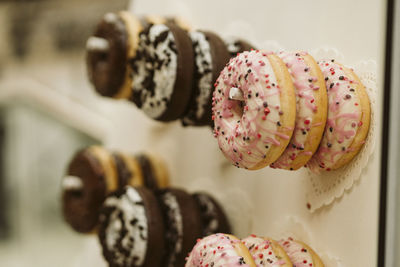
[229,87,245,101]
[62,176,84,191]
[86,36,110,52]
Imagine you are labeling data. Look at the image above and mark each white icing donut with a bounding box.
[278,238,323,267]
[212,50,296,170]
[242,235,288,267]
[185,233,256,266]
[307,60,370,171]
[271,51,327,170]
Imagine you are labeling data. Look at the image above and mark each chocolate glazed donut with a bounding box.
[181,30,231,127]
[98,186,165,267]
[86,12,142,98]
[130,23,194,122]
[156,188,203,267]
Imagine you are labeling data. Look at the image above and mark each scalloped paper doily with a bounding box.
[305,49,377,212]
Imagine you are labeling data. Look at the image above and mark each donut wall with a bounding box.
[74,0,386,266]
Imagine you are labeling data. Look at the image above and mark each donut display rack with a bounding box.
[58,0,386,266]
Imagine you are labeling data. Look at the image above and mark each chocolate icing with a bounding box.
[112,153,133,189]
[135,154,159,190]
[130,23,194,121]
[98,186,165,267]
[156,188,203,267]
[62,148,107,233]
[192,193,231,236]
[87,13,130,97]
[182,30,231,127]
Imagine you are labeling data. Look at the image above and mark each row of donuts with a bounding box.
[212,50,371,172]
[86,11,254,126]
[186,233,324,267]
[60,146,231,267]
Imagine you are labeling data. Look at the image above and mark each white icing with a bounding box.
[132,24,178,119]
[213,51,282,169]
[195,194,219,235]
[186,234,250,266]
[224,36,242,55]
[61,175,83,191]
[242,236,285,267]
[86,36,110,52]
[273,51,321,169]
[103,187,148,266]
[161,191,184,267]
[278,238,313,267]
[308,60,363,170]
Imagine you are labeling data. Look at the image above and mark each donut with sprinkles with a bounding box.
[271,51,328,170]
[307,60,370,171]
[212,50,296,170]
[278,237,324,267]
[185,233,256,267]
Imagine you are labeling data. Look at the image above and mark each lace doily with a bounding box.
[270,216,345,267]
[305,49,378,212]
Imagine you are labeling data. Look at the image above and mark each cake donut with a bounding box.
[181,30,231,126]
[130,23,194,121]
[307,60,371,171]
[98,186,165,267]
[271,51,327,170]
[156,188,203,267]
[87,11,142,98]
[224,37,256,57]
[192,192,231,236]
[242,235,292,267]
[62,146,118,233]
[212,50,296,170]
[278,237,324,267]
[134,153,169,190]
[185,233,256,267]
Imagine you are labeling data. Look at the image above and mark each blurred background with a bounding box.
[0,0,129,266]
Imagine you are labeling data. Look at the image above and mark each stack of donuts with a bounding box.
[60,146,231,267]
[185,233,324,267]
[212,50,371,172]
[86,11,371,173]
[86,11,254,126]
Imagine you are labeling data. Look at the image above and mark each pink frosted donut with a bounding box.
[278,237,324,267]
[212,50,296,170]
[242,235,292,267]
[185,233,256,267]
[307,60,371,171]
[271,51,327,170]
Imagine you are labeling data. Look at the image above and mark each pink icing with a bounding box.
[271,51,325,170]
[242,235,287,267]
[212,51,291,169]
[278,237,315,267]
[307,60,363,171]
[185,234,252,267]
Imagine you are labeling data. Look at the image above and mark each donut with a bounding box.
[130,23,194,121]
[192,192,231,236]
[86,11,142,98]
[181,30,231,126]
[135,153,169,190]
[278,237,324,267]
[271,51,328,170]
[156,188,203,267]
[242,235,292,267]
[185,233,256,267]
[212,50,296,170]
[112,152,144,188]
[62,146,118,233]
[307,60,371,171]
[224,37,256,57]
[98,186,165,267]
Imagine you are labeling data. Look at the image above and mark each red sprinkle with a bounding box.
[264,107,270,114]
[304,119,310,125]
[257,133,262,139]
[358,121,363,126]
